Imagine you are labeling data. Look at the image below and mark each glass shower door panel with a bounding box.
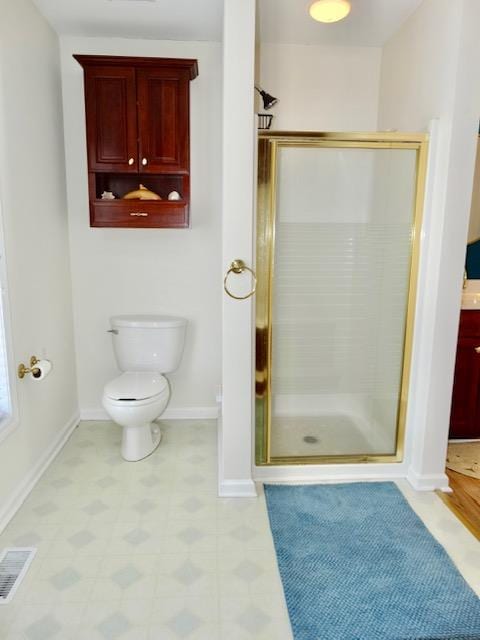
[270,145,417,458]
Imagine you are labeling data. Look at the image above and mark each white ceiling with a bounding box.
[258,0,424,47]
[32,0,224,42]
[32,0,423,46]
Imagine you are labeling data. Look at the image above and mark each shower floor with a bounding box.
[271,414,385,458]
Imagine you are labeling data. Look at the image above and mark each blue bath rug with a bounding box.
[264,482,480,640]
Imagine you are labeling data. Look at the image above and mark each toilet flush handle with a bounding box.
[107,329,119,335]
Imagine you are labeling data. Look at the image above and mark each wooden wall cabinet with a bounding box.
[449,310,480,439]
[74,55,198,228]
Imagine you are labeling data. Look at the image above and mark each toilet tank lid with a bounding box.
[111,315,187,329]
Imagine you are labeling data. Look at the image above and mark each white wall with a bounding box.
[467,138,480,243]
[378,1,460,132]
[258,43,382,130]
[378,0,480,489]
[0,0,78,525]
[219,0,257,497]
[60,36,222,418]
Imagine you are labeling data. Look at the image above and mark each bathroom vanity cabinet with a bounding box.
[74,55,198,228]
[449,310,480,439]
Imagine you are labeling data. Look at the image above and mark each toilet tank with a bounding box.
[109,315,187,373]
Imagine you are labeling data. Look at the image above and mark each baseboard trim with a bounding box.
[163,407,219,420]
[407,468,451,492]
[80,407,219,421]
[218,479,257,498]
[0,411,80,534]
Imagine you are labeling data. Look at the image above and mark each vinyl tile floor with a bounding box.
[0,420,479,640]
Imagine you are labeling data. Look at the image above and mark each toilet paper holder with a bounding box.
[18,356,41,379]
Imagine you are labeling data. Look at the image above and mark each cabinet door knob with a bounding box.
[475,347,480,353]
[128,158,134,166]
[130,212,148,217]
[142,158,148,166]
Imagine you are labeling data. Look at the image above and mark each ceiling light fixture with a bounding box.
[309,0,351,23]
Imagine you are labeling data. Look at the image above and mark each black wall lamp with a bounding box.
[255,86,278,110]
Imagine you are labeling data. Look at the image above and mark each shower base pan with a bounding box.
[268,393,397,460]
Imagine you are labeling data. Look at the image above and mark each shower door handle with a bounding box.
[224,260,256,300]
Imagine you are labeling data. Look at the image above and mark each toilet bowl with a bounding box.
[102,315,187,461]
[103,372,170,461]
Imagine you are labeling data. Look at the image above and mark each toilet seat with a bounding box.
[104,372,168,404]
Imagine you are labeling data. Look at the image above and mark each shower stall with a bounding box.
[256,132,428,466]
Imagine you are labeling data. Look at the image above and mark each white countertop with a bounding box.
[462,279,480,309]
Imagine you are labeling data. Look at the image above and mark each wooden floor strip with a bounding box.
[436,469,480,541]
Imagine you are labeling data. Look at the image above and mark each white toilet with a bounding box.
[102,314,187,461]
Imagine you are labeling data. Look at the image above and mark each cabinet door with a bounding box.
[449,336,480,438]
[84,66,138,172]
[136,68,189,173]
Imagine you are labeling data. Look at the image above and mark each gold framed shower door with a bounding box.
[255,131,429,466]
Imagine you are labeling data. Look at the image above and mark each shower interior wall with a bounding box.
[257,41,420,457]
[270,146,417,457]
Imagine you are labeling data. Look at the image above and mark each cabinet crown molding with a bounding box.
[73,54,199,80]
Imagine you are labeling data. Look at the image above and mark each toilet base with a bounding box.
[121,422,162,462]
